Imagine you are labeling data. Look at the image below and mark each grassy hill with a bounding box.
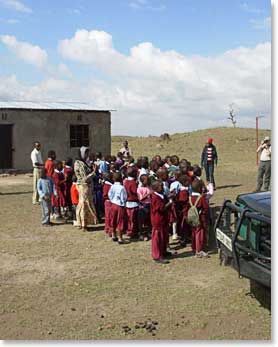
[112,127,271,203]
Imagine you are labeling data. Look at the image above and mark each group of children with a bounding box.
[37,151,77,223]
[37,150,214,264]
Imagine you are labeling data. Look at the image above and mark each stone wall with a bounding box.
[0,109,111,170]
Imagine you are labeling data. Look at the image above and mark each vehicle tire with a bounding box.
[222,253,230,266]
[219,247,231,266]
[250,280,271,310]
[219,249,223,265]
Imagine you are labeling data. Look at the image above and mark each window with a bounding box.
[70,125,89,147]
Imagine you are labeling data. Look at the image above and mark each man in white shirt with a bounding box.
[119,140,132,159]
[256,136,271,192]
[30,141,44,204]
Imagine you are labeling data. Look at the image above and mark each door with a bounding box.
[0,124,13,169]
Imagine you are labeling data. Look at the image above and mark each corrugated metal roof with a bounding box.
[0,101,112,111]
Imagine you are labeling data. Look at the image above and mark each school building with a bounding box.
[0,101,111,171]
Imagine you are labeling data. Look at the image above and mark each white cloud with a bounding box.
[0,75,74,102]
[56,63,73,78]
[67,8,82,15]
[0,0,32,13]
[58,30,271,134]
[0,35,48,68]
[0,17,19,24]
[58,30,126,75]
[240,2,263,14]
[0,34,73,79]
[129,0,166,11]
[250,16,271,30]
[0,29,271,135]
[129,0,148,9]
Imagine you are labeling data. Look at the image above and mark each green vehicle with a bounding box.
[214,192,271,289]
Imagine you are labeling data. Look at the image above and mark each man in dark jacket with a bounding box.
[201,138,218,188]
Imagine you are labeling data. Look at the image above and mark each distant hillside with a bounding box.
[112,127,271,166]
[112,127,271,202]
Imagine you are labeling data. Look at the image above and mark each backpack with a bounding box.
[187,195,202,227]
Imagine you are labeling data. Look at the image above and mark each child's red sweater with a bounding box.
[150,192,168,228]
[123,178,139,202]
[103,182,112,201]
[177,189,189,217]
[45,159,54,177]
[70,184,79,205]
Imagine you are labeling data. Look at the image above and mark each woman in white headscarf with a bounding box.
[74,146,98,230]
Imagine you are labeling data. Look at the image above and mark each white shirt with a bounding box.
[163,181,170,196]
[154,191,164,199]
[206,182,214,201]
[260,146,271,161]
[108,182,128,207]
[139,168,148,177]
[31,148,43,167]
[138,168,149,186]
[170,181,182,194]
[120,146,132,157]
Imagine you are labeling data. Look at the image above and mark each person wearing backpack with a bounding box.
[187,180,209,258]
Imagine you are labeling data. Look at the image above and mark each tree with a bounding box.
[228,104,237,128]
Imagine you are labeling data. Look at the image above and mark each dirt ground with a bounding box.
[0,175,271,340]
[0,128,271,340]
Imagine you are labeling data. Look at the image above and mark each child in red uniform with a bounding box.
[189,180,209,258]
[102,172,113,236]
[70,175,79,226]
[163,156,171,170]
[187,165,194,180]
[123,167,139,238]
[150,180,173,264]
[137,174,152,241]
[176,175,191,245]
[52,161,66,219]
[169,170,182,241]
[108,172,128,244]
[109,163,118,174]
[63,158,74,217]
[157,168,178,243]
[192,165,206,192]
[149,160,159,185]
[45,150,56,178]
[156,168,170,195]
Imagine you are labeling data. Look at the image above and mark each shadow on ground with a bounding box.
[216,184,242,190]
[0,191,32,196]
[247,280,271,311]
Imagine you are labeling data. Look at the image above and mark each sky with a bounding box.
[0,0,271,135]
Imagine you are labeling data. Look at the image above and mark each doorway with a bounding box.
[0,124,13,169]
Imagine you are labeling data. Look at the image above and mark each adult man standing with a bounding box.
[201,138,218,188]
[119,140,132,159]
[256,136,271,192]
[31,141,44,204]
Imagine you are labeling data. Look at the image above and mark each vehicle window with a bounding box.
[218,207,240,237]
[237,217,271,260]
[238,217,259,251]
[259,222,271,258]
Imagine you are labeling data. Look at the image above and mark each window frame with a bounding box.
[70,124,90,148]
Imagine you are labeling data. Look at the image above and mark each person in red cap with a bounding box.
[201,138,218,188]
